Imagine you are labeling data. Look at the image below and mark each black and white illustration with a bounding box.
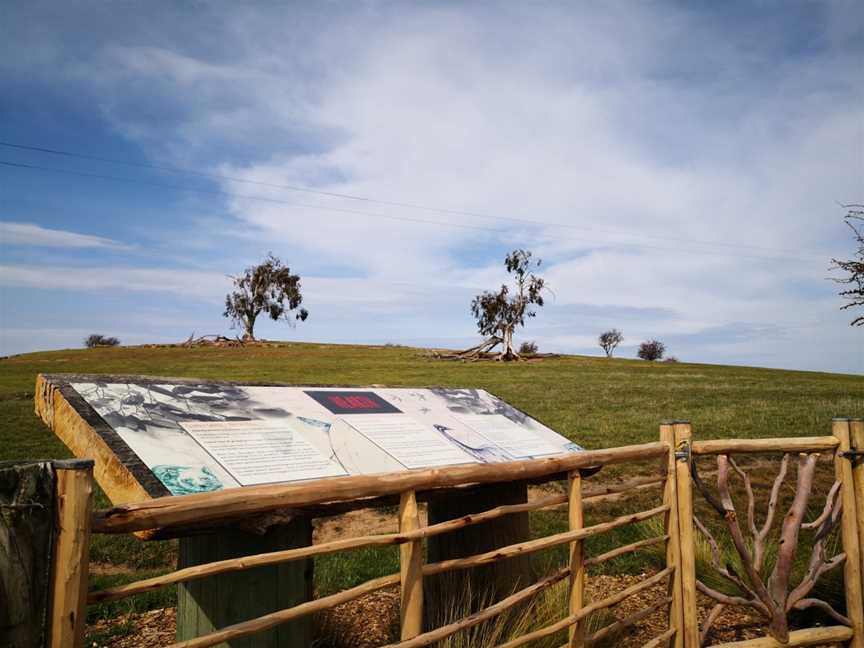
[72,382,581,495]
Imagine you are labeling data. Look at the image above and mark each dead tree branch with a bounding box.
[690,453,847,643]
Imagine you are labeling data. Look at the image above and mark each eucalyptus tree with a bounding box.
[462,249,546,361]
[223,254,308,340]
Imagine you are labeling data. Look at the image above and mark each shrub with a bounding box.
[84,334,120,348]
[519,340,538,355]
[663,356,679,363]
[637,339,665,361]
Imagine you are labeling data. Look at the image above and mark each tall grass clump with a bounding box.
[436,578,616,648]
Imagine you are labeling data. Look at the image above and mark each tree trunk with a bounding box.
[243,314,256,341]
[498,327,519,361]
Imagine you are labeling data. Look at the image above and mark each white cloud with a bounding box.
[1,3,861,371]
[0,221,133,250]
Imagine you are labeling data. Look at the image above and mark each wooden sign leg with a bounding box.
[176,517,313,648]
[424,480,533,629]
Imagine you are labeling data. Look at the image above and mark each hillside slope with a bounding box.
[2,342,862,462]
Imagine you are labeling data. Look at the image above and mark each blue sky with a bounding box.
[1,1,862,373]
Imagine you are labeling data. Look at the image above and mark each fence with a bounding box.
[15,419,864,648]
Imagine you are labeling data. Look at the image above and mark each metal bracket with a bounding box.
[675,441,691,462]
[841,448,864,461]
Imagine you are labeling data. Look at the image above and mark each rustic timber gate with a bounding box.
[9,419,864,648]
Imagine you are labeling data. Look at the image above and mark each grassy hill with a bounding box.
[2,342,862,641]
[3,341,862,463]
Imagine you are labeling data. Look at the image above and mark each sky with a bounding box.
[1,1,862,373]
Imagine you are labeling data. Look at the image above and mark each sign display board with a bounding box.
[37,376,582,498]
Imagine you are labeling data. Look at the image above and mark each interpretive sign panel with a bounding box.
[36,375,582,500]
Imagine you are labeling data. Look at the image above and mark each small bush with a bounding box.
[85,334,120,348]
[519,341,538,355]
[637,339,665,361]
[663,356,679,363]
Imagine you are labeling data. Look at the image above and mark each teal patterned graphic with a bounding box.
[152,465,223,495]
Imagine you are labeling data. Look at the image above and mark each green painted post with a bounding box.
[176,516,313,647]
[424,480,533,629]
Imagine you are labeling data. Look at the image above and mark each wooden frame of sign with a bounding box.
[35,373,586,646]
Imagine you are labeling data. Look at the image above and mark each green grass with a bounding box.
[1,341,862,633]
[4,342,862,463]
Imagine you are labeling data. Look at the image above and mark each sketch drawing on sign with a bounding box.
[68,382,581,496]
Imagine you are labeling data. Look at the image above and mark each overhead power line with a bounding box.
[0,140,819,258]
[0,159,826,263]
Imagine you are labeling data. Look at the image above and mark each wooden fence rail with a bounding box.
[28,420,864,648]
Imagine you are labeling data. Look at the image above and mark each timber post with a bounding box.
[48,459,94,648]
[832,418,864,648]
[424,480,533,627]
[399,490,424,639]
[849,418,864,581]
[176,517,314,647]
[672,421,699,648]
[568,469,585,648]
[661,423,684,648]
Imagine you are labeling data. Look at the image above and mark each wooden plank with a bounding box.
[568,470,585,648]
[691,436,838,455]
[832,418,864,648]
[94,441,669,533]
[850,418,864,581]
[707,625,853,648]
[583,535,668,567]
[673,422,699,648]
[175,517,313,648]
[48,460,94,648]
[399,490,423,640]
[585,598,671,646]
[422,504,669,576]
[641,627,676,648]
[661,423,684,648]
[89,492,567,604]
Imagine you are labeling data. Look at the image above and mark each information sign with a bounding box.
[37,376,582,498]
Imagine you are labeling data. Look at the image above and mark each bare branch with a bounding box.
[767,454,817,606]
[728,457,757,538]
[690,459,725,516]
[700,603,725,646]
[755,454,789,572]
[696,580,766,613]
[791,599,851,626]
[694,515,758,600]
[802,481,841,531]
[715,456,774,610]
[787,552,845,610]
[691,452,843,644]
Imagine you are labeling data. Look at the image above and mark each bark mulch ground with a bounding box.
[87,571,776,648]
